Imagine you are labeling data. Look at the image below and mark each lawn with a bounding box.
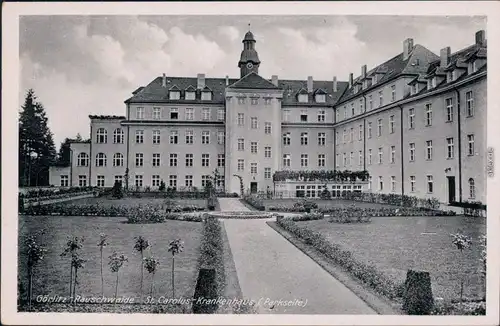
[263,198,395,210]
[18,215,203,308]
[299,215,486,301]
[62,197,207,208]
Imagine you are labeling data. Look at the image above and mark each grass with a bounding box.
[61,197,207,208]
[299,215,486,301]
[18,214,203,309]
[263,198,395,210]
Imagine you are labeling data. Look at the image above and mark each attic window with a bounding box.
[411,83,418,95]
[431,77,437,88]
[300,110,308,122]
[315,94,326,103]
[447,71,453,83]
[298,94,308,103]
[372,75,378,85]
[363,79,369,89]
[201,91,212,101]
[169,91,180,100]
[185,91,196,100]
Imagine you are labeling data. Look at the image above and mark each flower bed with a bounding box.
[431,300,485,315]
[20,186,95,199]
[345,192,442,210]
[272,170,369,182]
[267,199,318,212]
[241,195,265,211]
[206,211,272,219]
[288,212,324,221]
[22,191,95,204]
[276,216,404,300]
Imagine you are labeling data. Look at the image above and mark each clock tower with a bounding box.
[238,30,261,78]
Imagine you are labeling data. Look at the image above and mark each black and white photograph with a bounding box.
[2,2,499,325]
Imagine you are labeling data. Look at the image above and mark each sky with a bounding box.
[19,15,486,147]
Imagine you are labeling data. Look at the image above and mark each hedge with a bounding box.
[241,195,265,211]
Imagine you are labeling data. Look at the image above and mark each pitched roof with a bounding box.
[227,72,279,90]
[278,79,349,106]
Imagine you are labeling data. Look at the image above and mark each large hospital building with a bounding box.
[50,29,487,204]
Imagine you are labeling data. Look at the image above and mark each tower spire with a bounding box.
[238,30,260,78]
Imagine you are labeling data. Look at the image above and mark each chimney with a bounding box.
[349,73,353,88]
[162,73,166,87]
[361,65,367,79]
[307,76,313,93]
[271,75,279,87]
[475,30,486,46]
[440,47,451,68]
[403,38,414,61]
[225,75,229,86]
[197,73,205,89]
[333,76,337,92]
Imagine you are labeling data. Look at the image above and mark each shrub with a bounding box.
[111,181,123,199]
[206,197,217,211]
[403,270,434,315]
[290,212,324,221]
[158,180,166,192]
[242,195,265,211]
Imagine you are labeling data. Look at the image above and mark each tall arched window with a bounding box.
[77,153,89,167]
[469,178,476,199]
[113,128,124,144]
[96,153,107,167]
[96,128,107,143]
[113,153,124,167]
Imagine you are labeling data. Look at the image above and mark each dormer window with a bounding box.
[315,94,326,103]
[201,91,212,101]
[452,70,459,81]
[185,91,196,100]
[372,75,378,85]
[447,71,453,83]
[298,94,308,103]
[169,90,180,100]
[411,83,418,95]
[431,77,437,88]
[363,79,369,89]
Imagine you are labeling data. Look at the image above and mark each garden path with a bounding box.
[219,198,376,314]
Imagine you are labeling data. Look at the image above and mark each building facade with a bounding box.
[49,30,487,204]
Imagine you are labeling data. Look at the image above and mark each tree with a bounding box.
[60,236,85,303]
[168,239,184,298]
[133,236,149,302]
[19,89,57,186]
[451,232,472,302]
[56,134,83,167]
[144,254,160,297]
[24,230,47,310]
[111,180,123,199]
[108,252,128,301]
[97,233,109,297]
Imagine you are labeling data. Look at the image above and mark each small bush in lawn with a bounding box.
[403,270,434,315]
[111,180,124,199]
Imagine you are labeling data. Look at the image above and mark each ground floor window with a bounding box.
[169,175,177,189]
[135,175,143,188]
[114,175,122,185]
[295,185,305,197]
[306,185,316,198]
[152,175,160,187]
[60,175,69,187]
[201,175,210,188]
[78,175,87,187]
[185,175,193,188]
[97,175,105,187]
[427,175,434,193]
[469,178,475,199]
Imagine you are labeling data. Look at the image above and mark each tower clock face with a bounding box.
[246,62,254,69]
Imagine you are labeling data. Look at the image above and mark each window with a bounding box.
[136,107,144,119]
[447,138,454,159]
[358,151,363,166]
[368,176,372,190]
[185,175,193,188]
[318,154,325,167]
[426,140,433,160]
[301,154,308,167]
[410,176,416,192]
[343,129,347,143]
[447,71,453,83]
[265,98,272,105]
[350,128,354,142]
[251,98,259,105]
[377,119,383,137]
[445,98,454,122]
[251,142,258,154]
[202,108,210,120]
[411,83,418,95]
[201,91,212,101]
[391,85,396,102]
[265,146,271,158]
[184,130,193,145]
[135,153,144,167]
[97,175,105,187]
[169,175,177,189]
[96,128,107,144]
[77,153,89,167]
[169,153,178,167]
[185,91,195,100]
[315,94,326,103]
[152,175,161,188]
[201,175,210,188]
[114,175,122,185]
[237,159,245,171]
[217,108,225,121]
[169,91,180,100]
[300,132,308,145]
[335,110,339,122]
[466,91,474,117]
[407,143,415,162]
[170,131,179,144]
[390,146,396,164]
[185,154,193,167]
[351,103,355,116]
[283,154,291,167]
[283,110,290,122]
[251,117,258,129]
[467,134,475,156]
[389,115,395,134]
[469,178,475,199]
[135,130,144,144]
[368,95,373,110]
[238,97,245,105]
[152,153,161,167]
[318,110,325,122]
[349,152,354,166]
[427,175,434,193]
[152,130,161,144]
[78,175,87,187]
[238,138,245,151]
[368,122,372,138]
[113,128,124,144]
[218,154,225,167]
[391,176,396,192]
[335,131,339,145]
[318,132,325,146]
[379,90,384,107]
[300,110,308,122]
[359,99,364,113]
[264,168,272,179]
[250,163,258,174]
[409,108,415,129]
[96,153,107,167]
[185,108,194,120]
[113,153,124,167]
[60,175,69,187]
[343,106,347,119]
[170,108,179,120]
[153,107,161,119]
[358,124,363,141]
[201,153,210,167]
[265,122,272,134]
[343,153,347,167]
[378,147,383,164]
[336,154,340,168]
[201,131,210,144]
[298,94,308,103]
[378,176,383,191]
[237,113,244,126]
[368,149,372,165]
[217,131,225,145]
[283,133,291,146]
[135,175,143,188]
[425,104,432,126]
